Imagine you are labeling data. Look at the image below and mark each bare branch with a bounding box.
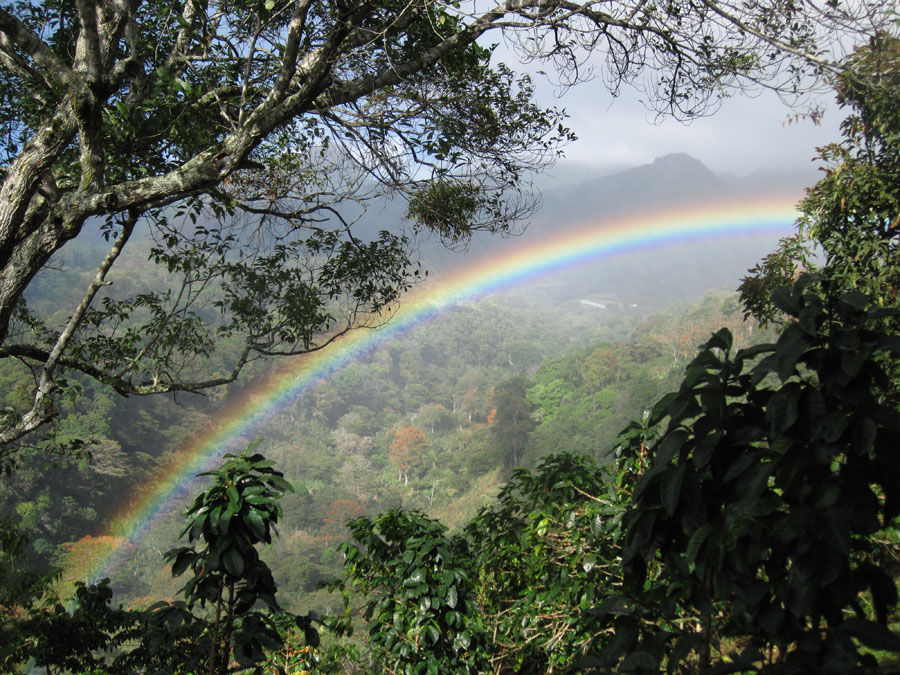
[0,211,136,443]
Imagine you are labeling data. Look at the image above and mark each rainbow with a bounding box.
[70,196,799,586]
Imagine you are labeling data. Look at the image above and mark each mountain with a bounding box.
[413,153,801,308]
[537,153,726,225]
[175,153,800,311]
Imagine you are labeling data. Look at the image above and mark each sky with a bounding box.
[543,83,843,178]
[497,48,847,184]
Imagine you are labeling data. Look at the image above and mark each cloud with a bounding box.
[552,83,842,176]
[495,45,844,177]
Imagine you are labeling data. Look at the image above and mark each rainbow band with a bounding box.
[72,198,799,586]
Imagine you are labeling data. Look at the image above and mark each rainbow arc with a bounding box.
[71,196,799,585]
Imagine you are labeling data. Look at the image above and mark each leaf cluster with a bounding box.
[619,278,900,671]
[1,578,143,675]
[137,448,315,672]
[468,453,625,672]
[740,34,900,329]
[334,509,489,674]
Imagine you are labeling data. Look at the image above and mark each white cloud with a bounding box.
[551,83,842,176]
[495,46,845,178]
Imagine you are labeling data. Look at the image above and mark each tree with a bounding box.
[0,0,882,456]
[0,518,56,672]
[617,285,900,672]
[388,425,426,484]
[5,578,142,675]
[322,497,365,538]
[468,453,625,673]
[139,448,310,673]
[333,509,489,674]
[740,33,900,331]
[416,402,452,434]
[609,38,900,672]
[491,376,533,468]
[0,449,312,672]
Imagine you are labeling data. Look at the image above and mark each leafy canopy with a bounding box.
[0,0,877,456]
[618,281,900,671]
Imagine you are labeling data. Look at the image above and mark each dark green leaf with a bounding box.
[705,327,733,353]
[226,484,240,506]
[686,524,713,562]
[222,545,245,577]
[660,463,686,517]
[766,382,800,434]
[774,325,808,380]
[243,508,267,540]
[446,585,458,609]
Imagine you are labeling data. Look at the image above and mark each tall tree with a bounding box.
[492,376,532,468]
[618,291,900,671]
[621,37,900,671]
[388,425,426,484]
[0,0,884,455]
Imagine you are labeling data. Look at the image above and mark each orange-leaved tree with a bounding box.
[388,427,427,485]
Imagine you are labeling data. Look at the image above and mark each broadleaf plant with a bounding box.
[140,446,314,673]
[618,280,900,672]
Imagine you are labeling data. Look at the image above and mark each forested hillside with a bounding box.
[1,149,785,599]
[4,140,898,672]
[1,248,774,668]
[114,290,766,612]
[0,245,766,597]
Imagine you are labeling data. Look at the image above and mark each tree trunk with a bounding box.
[0,107,78,343]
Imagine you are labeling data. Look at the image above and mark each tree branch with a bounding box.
[0,6,83,92]
[0,212,137,443]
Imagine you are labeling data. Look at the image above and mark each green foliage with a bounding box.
[407,180,486,242]
[0,523,143,675]
[11,579,141,675]
[320,271,900,673]
[618,280,900,671]
[740,35,900,328]
[334,509,489,674]
[805,36,900,293]
[739,234,813,326]
[491,376,534,469]
[468,454,625,672]
[139,448,313,673]
[0,0,578,450]
[0,518,54,672]
[521,294,764,466]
